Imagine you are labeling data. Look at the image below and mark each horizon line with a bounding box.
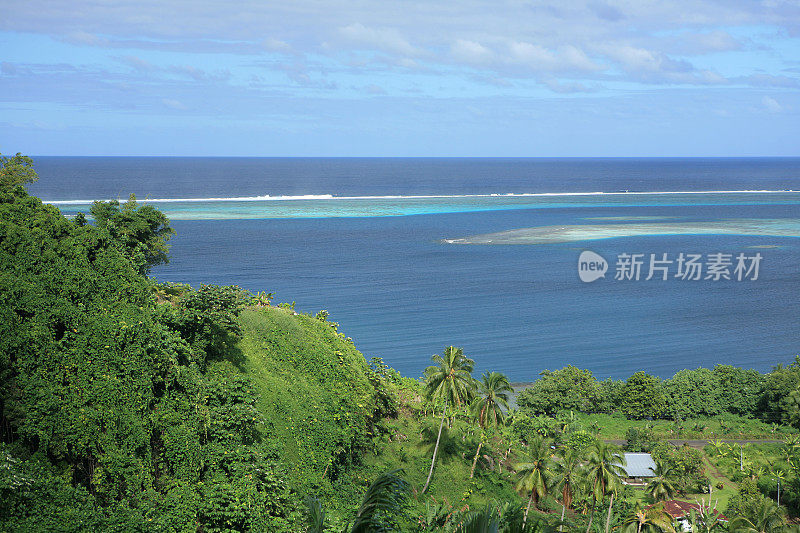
[26,154,800,159]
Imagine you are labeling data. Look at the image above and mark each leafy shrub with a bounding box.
[624,427,657,452]
[564,430,597,451]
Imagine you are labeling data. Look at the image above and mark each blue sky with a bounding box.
[1,1,799,156]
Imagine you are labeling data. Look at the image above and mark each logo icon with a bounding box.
[578,251,607,283]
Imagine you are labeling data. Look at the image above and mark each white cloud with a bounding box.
[508,42,555,69]
[116,56,230,82]
[168,64,231,82]
[338,23,421,56]
[508,42,602,72]
[596,43,727,84]
[686,30,742,53]
[118,55,156,72]
[602,45,672,73]
[262,38,291,52]
[62,31,110,47]
[161,98,188,110]
[0,0,797,95]
[396,58,420,69]
[451,39,494,65]
[762,96,783,113]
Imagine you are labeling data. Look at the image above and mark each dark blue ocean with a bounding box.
[29,157,800,381]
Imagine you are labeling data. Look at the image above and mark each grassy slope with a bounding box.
[235,307,530,528]
[236,307,376,492]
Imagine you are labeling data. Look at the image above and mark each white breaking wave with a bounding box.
[41,189,800,205]
[47,194,336,205]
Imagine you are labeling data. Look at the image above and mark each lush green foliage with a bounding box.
[421,346,476,493]
[651,442,708,494]
[516,363,793,429]
[424,346,476,412]
[621,371,666,420]
[0,152,38,189]
[624,427,657,452]
[515,436,553,511]
[516,366,606,415]
[90,194,175,275]
[645,463,676,503]
[0,185,292,530]
[472,372,512,430]
[236,307,378,492]
[760,359,800,426]
[620,503,676,533]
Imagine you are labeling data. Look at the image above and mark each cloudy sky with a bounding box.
[1,0,799,156]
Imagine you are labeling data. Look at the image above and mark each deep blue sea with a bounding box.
[29,157,800,381]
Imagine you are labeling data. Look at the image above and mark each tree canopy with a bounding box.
[516,365,605,415]
[0,152,38,191]
[90,194,175,275]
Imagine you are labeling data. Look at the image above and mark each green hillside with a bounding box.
[237,307,377,491]
[234,307,531,529]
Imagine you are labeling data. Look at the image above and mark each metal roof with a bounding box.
[618,453,656,477]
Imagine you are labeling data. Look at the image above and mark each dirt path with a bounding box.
[702,455,727,481]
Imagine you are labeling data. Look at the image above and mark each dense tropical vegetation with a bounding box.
[2,153,800,531]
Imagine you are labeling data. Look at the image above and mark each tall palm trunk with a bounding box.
[560,484,571,533]
[422,411,446,493]
[500,444,512,473]
[523,491,534,529]
[604,492,614,533]
[585,495,596,533]
[469,441,483,478]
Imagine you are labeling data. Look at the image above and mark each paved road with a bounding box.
[607,439,782,449]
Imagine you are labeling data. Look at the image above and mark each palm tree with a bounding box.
[583,440,627,533]
[498,414,521,473]
[349,470,410,533]
[515,436,554,529]
[621,503,676,533]
[645,462,676,503]
[533,415,557,438]
[729,499,787,533]
[456,502,560,533]
[469,371,513,478]
[689,499,726,533]
[305,496,327,533]
[305,470,409,533]
[709,439,727,457]
[422,346,476,493]
[782,434,800,461]
[458,504,501,533]
[551,446,583,531]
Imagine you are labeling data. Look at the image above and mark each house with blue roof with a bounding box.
[616,452,657,485]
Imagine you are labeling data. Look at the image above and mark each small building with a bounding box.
[617,452,656,485]
[656,500,727,532]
